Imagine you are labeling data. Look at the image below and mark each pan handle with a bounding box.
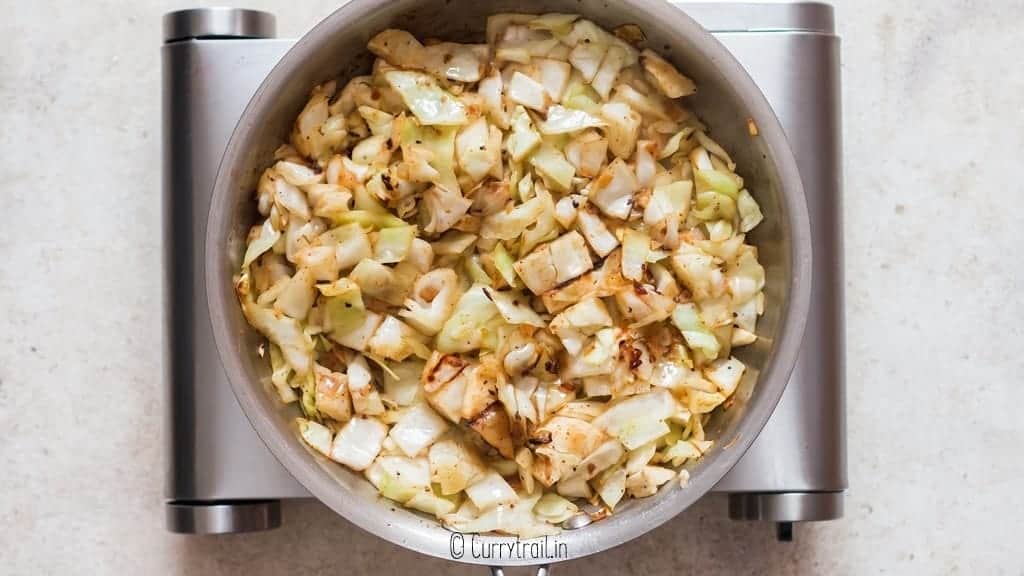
[490,566,550,576]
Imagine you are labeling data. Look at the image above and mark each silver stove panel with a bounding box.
[163,2,845,534]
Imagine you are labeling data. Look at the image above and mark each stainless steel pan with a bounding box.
[206,0,812,567]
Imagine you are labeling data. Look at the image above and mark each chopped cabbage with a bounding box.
[242,13,771,535]
[589,158,638,219]
[329,416,389,471]
[539,105,605,135]
[384,70,468,126]
[389,403,450,457]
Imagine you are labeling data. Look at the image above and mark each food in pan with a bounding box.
[234,12,766,536]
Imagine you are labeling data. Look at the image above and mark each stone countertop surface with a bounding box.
[1,1,1022,574]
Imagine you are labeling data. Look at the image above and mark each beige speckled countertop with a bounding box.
[2,1,1022,574]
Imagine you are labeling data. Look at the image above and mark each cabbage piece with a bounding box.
[298,418,333,457]
[319,276,366,333]
[612,84,682,123]
[508,71,551,112]
[533,492,578,524]
[550,230,595,283]
[575,205,620,257]
[671,303,721,358]
[346,356,386,415]
[626,442,658,475]
[536,416,607,465]
[529,144,575,193]
[514,231,594,295]
[591,45,629,100]
[348,258,408,306]
[565,130,608,178]
[328,416,389,470]
[400,268,462,336]
[419,42,487,83]
[662,439,701,467]
[595,465,627,509]
[671,243,725,300]
[514,446,537,495]
[275,160,324,187]
[331,210,407,229]
[314,365,353,422]
[553,195,581,229]
[429,437,487,495]
[373,225,416,264]
[427,374,468,424]
[368,315,429,361]
[529,13,580,35]
[513,245,558,295]
[640,49,697,98]
[482,287,546,327]
[388,403,450,457]
[381,358,425,407]
[659,127,696,159]
[478,69,509,129]
[406,486,461,518]
[704,356,745,397]
[274,178,313,223]
[572,438,625,480]
[695,131,736,171]
[528,60,569,105]
[435,284,501,353]
[455,117,500,182]
[562,327,620,379]
[469,181,511,219]
[591,389,677,449]
[444,492,556,538]
[645,180,693,249]
[243,219,282,268]
[726,248,765,304]
[505,106,543,162]
[621,229,650,281]
[491,242,522,288]
[556,473,592,499]
[495,24,560,63]
[687,389,727,414]
[366,455,432,503]
[268,345,297,403]
[568,42,605,82]
[431,231,478,257]
[463,363,503,421]
[357,105,394,137]
[737,189,764,232]
[465,471,519,511]
[540,248,629,313]
[330,314,383,361]
[519,189,560,256]
[468,402,516,458]
[291,90,331,158]
[306,183,354,223]
[270,268,315,321]
[600,101,642,159]
[589,158,638,219]
[695,168,741,199]
[486,13,536,48]
[539,105,605,135]
[351,134,392,166]
[383,70,468,126]
[625,465,675,498]
[238,275,314,375]
[692,190,737,222]
[367,29,424,70]
[549,296,613,355]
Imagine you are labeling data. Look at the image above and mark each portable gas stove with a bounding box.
[162,2,845,540]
